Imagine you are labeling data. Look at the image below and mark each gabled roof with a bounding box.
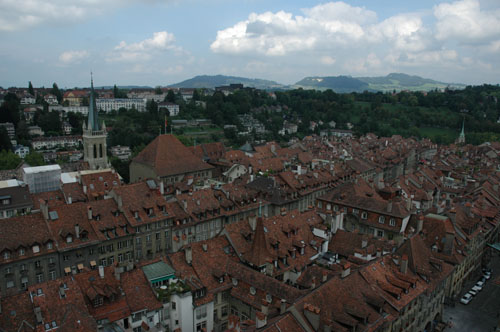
[132,134,213,177]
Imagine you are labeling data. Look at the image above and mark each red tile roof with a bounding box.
[132,134,214,177]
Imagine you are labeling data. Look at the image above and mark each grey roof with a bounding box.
[141,261,175,281]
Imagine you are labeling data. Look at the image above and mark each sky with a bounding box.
[1,0,500,88]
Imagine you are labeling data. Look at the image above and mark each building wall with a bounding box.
[129,161,158,183]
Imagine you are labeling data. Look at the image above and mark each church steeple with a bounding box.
[457,117,465,144]
[87,72,100,131]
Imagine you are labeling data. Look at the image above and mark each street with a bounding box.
[442,254,500,332]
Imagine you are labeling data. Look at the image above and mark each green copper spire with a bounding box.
[87,72,100,131]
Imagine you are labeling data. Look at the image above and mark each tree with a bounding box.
[25,151,45,166]
[0,150,21,170]
[28,81,34,96]
[166,90,175,103]
[0,127,12,151]
[155,86,162,95]
[113,84,119,98]
[51,83,63,103]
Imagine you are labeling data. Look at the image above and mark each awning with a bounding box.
[64,267,71,274]
[90,260,97,267]
[77,263,84,270]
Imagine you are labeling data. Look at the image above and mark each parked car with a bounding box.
[471,285,481,293]
[460,293,473,304]
[476,280,485,289]
[469,289,478,296]
[483,272,491,280]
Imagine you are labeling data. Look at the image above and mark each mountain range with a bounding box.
[169,73,465,92]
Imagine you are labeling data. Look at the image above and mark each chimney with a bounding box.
[281,207,287,216]
[99,265,105,279]
[39,199,49,220]
[202,243,208,252]
[341,262,351,278]
[117,195,123,210]
[443,232,454,255]
[322,271,328,283]
[387,200,393,213]
[67,195,72,205]
[160,181,164,195]
[261,299,268,316]
[83,185,87,194]
[114,266,121,281]
[280,299,287,314]
[59,285,66,298]
[87,206,92,220]
[249,214,257,231]
[75,224,80,239]
[417,215,424,234]
[182,200,187,211]
[400,254,408,274]
[256,311,267,329]
[310,276,316,289]
[34,307,43,324]
[185,246,192,265]
[361,237,368,249]
[376,248,382,257]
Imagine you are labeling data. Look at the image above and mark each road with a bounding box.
[442,254,500,332]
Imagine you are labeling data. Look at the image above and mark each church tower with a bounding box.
[457,117,465,145]
[83,74,108,170]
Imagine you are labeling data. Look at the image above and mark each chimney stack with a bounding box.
[67,195,72,205]
[75,224,80,238]
[341,262,351,278]
[400,254,408,274]
[256,311,267,329]
[322,271,328,283]
[83,185,87,194]
[87,206,92,220]
[99,265,105,279]
[185,246,192,265]
[387,200,393,213]
[39,199,48,220]
[361,237,368,249]
[310,276,316,289]
[280,299,287,314]
[114,266,121,281]
[261,299,268,316]
[160,181,164,195]
[417,215,424,234]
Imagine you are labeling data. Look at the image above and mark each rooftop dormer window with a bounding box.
[47,241,53,250]
[2,251,10,260]
[19,248,25,256]
[32,245,40,253]
[66,235,73,243]
[379,216,385,224]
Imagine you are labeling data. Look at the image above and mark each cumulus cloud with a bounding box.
[108,31,182,62]
[434,0,500,42]
[211,2,377,56]
[59,50,89,64]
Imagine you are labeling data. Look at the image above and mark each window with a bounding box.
[66,235,72,243]
[379,216,385,224]
[5,267,12,274]
[118,253,123,263]
[156,232,160,240]
[196,306,207,319]
[19,248,25,256]
[49,270,56,280]
[352,208,359,215]
[326,204,331,210]
[35,261,41,268]
[377,230,384,238]
[171,301,176,310]
[361,212,368,219]
[389,218,396,226]
[146,235,151,243]
[21,277,28,289]
[20,264,26,271]
[196,321,207,332]
[2,251,9,260]
[36,273,43,283]
[63,255,69,261]
[136,237,142,245]
[221,305,228,317]
[47,242,53,250]
[93,296,103,307]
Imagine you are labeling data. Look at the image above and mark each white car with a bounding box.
[483,272,491,280]
[469,289,478,296]
[460,293,473,304]
[476,280,485,289]
[471,286,481,293]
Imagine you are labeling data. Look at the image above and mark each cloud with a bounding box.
[59,50,89,64]
[320,56,336,65]
[107,31,182,62]
[434,0,500,42]
[211,2,377,56]
[0,0,174,31]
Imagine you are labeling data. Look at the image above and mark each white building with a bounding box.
[14,145,30,158]
[31,135,82,150]
[23,164,61,193]
[96,98,146,112]
[110,145,132,161]
[20,94,35,104]
[49,105,89,116]
[158,102,180,116]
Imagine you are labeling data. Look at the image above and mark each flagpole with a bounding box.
[164,115,167,135]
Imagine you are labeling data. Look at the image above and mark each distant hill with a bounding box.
[294,73,465,92]
[169,75,284,89]
[294,76,370,93]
